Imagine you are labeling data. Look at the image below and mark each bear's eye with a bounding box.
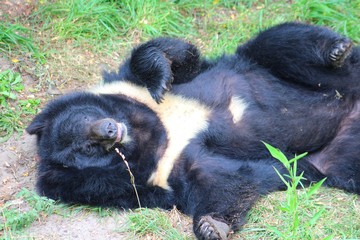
[84,116,90,122]
[83,143,93,154]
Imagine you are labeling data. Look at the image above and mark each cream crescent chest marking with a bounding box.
[228,96,248,124]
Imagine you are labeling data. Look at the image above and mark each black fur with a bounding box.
[27,22,360,240]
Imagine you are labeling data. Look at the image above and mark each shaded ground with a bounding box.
[18,212,127,239]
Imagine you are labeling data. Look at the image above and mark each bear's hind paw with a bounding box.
[196,215,230,240]
[329,39,353,68]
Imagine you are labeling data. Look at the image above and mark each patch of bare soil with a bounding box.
[1,133,37,203]
[0,0,36,20]
[24,212,128,239]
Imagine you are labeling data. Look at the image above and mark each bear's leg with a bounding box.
[239,22,355,88]
[129,38,202,103]
[309,151,360,195]
[192,182,259,240]
[186,167,260,239]
[307,103,360,194]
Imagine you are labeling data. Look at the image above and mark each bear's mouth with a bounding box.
[115,122,127,144]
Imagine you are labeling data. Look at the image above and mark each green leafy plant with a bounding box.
[0,69,40,141]
[0,69,23,105]
[263,142,328,239]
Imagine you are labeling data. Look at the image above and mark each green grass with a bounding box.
[242,189,360,239]
[292,0,360,42]
[0,189,57,239]
[31,0,360,55]
[115,0,196,39]
[236,144,359,239]
[0,23,36,53]
[33,0,125,41]
[33,0,199,43]
[0,22,44,62]
[0,69,23,104]
[124,208,190,239]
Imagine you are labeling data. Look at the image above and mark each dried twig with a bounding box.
[115,148,142,208]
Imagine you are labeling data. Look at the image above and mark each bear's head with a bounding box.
[27,92,133,169]
[27,90,169,174]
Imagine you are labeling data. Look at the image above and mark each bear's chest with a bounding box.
[91,81,212,189]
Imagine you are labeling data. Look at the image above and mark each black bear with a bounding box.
[27,22,360,240]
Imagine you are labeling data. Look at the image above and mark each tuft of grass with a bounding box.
[0,22,36,53]
[116,0,195,39]
[292,0,360,42]
[34,0,197,43]
[260,143,329,239]
[193,0,359,58]
[1,189,121,239]
[0,22,45,62]
[242,188,360,239]
[0,189,57,238]
[187,1,297,57]
[33,0,126,41]
[0,69,41,142]
[124,208,189,240]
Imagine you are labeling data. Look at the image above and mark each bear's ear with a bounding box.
[26,114,47,135]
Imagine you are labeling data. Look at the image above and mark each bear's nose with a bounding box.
[89,118,118,140]
[104,121,117,138]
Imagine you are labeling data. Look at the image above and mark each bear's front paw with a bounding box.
[329,39,353,68]
[148,75,173,104]
[196,216,230,240]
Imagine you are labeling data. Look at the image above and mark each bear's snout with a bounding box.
[89,118,119,140]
